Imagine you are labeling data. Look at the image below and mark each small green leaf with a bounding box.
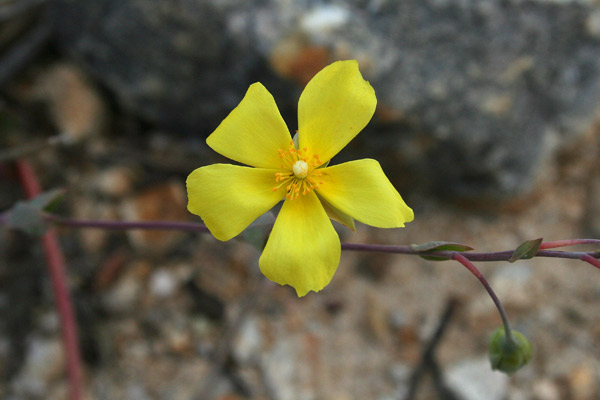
[509,238,543,263]
[3,190,65,236]
[29,189,65,212]
[489,327,532,374]
[411,241,474,261]
[411,241,474,253]
[5,202,47,236]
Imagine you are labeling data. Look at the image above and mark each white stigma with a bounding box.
[292,160,309,179]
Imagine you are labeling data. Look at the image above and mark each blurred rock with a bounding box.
[95,166,135,198]
[125,384,152,400]
[568,364,598,400]
[149,268,178,299]
[166,327,193,355]
[102,261,149,314]
[50,0,268,135]
[50,0,600,201]
[102,273,142,313]
[72,198,116,254]
[120,181,188,254]
[387,363,410,399]
[445,358,509,400]
[532,379,561,400]
[32,63,107,142]
[12,337,64,397]
[233,316,263,364]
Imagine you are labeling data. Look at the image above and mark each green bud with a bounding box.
[489,327,532,373]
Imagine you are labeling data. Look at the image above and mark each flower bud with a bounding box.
[489,327,532,373]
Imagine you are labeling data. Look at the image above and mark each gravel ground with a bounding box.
[1,60,599,400]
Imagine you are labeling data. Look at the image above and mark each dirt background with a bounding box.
[1,10,600,400]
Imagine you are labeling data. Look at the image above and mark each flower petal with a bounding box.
[259,192,341,297]
[317,193,356,231]
[317,159,414,228]
[186,164,284,241]
[207,83,292,168]
[298,60,376,162]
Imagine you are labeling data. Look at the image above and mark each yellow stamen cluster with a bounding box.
[273,140,325,200]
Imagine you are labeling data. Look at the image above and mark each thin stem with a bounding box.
[44,214,210,233]
[451,252,514,343]
[580,254,600,269]
[2,215,598,263]
[16,161,83,400]
[342,243,600,261]
[539,239,600,249]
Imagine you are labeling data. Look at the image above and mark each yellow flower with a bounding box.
[187,60,414,296]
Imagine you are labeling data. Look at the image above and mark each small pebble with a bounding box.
[149,269,177,298]
[532,379,561,400]
[445,358,509,400]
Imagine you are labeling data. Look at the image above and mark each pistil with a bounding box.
[273,140,325,199]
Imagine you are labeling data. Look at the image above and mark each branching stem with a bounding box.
[3,212,599,365]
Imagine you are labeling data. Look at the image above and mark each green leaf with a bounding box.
[3,190,65,236]
[411,241,474,261]
[5,202,47,236]
[411,241,474,253]
[509,238,543,263]
[29,189,65,212]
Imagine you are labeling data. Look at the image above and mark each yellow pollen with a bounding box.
[292,160,309,178]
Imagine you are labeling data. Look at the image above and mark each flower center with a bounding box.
[292,160,309,178]
[272,140,325,200]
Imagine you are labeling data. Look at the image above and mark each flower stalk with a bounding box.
[451,252,514,343]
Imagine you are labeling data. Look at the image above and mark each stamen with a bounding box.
[273,144,327,200]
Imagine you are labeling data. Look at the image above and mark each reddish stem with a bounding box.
[451,252,514,343]
[16,161,83,400]
[539,239,600,249]
[580,254,600,270]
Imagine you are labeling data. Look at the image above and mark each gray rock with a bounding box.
[233,316,263,364]
[11,337,64,397]
[102,272,142,313]
[445,357,509,400]
[50,0,274,133]
[149,268,178,299]
[50,0,600,200]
